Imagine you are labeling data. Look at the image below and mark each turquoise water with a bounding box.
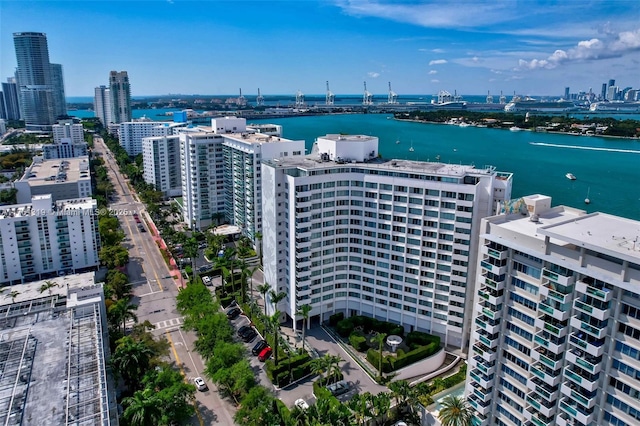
[250,114,640,221]
[68,108,183,121]
[67,110,640,220]
[434,384,466,412]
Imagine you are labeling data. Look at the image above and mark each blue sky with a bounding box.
[2,0,639,97]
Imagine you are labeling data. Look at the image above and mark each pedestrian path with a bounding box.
[154,316,184,331]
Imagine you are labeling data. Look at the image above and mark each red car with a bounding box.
[258,347,272,362]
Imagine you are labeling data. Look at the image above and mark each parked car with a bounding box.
[294,399,309,410]
[251,339,268,356]
[226,307,241,320]
[326,380,350,396]
[137,223,146,232]
[202,276,212,286]
[241,328,257,342]
[237,325,252,337]
[258,347,272,362]
[194,377,208,391]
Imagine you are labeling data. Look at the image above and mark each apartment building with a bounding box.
[118,119,185,156]
[180,117,304,234]
[142,134,182,197]
[44,120,88,159]
[466,194,640,426]
[0,194,100,285]
[261,134,512,347]
[15,156,91,203]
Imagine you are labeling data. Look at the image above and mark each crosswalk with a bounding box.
[154,316,184,331]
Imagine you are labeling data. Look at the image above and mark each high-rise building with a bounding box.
[601,83,607,101]
[44,120,88,159]
[0,92,6,120]
[261,135,512,347]
[118,119,185,156]
[608,79,615,88]
[13,32,65,130]
[0,194,99,284]
[179,117,305,233]
[564,87,570,100]
[93,85,112,126]
[2,78,21,120]
[108,71,131,123]
[466,195,640,426]
[142,135,182,197]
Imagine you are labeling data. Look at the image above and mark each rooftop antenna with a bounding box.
[363,81,373,105]
[256,88,264,106]
[388,81,398,104]
[325,81,335,105]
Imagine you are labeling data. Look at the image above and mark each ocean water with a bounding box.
[249,114,640,221]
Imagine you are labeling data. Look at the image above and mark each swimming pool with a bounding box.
[433,383,466,412]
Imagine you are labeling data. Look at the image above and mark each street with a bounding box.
[94,136,237,425]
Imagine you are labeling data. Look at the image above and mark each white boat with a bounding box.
[458,122,472,127]
[585,187,591,204]
[509,126,522,132]
[409,141,414,152]
[566,173,576,180]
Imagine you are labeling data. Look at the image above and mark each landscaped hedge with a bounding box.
[349,331,369,352]
[405,331,440,351]
[335,315,405,338]
[329,312,345,326]
[266,353,313,387]
[366,333,441,373]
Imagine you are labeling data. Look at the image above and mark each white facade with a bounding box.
[45,120,88,159]
[15,156,92,203]
[261,135,512,347]
[142,134,182,197]
[118,120,185,156]
[466,195,640,426]
[0,194,100,285]
[93,85,112,126]
[52,120,84,145]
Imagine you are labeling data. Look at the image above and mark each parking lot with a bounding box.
[222,301,388,409]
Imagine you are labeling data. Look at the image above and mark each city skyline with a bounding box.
[1,1,639,97]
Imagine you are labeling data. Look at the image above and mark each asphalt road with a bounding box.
[94,136,237,425]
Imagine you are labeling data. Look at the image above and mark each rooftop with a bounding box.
[0,273,113,426]
[20,156,90,186]
[0,197,96,219]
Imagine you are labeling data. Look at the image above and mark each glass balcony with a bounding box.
[573,298,610,321]
[538,298,571,321]
[478,286,504,306]
[468,380,492,403]
[480,258,507,275]
[529,377,559,402]
[575,279,612,302]
[469,369,494,389]
[468,394,491,416]
[564,366,599,392]
[481,243,508,260]
[559,396,595,424]
[566,348,602,374]
[526,390,557,417]
[535,314,568,338]
[542,268,575,287]
[569,332,605,357]
[475,315,501,334]
[534,329,566,355]
[570,314,608,339]
[531,346,563,370]
[561,383,597,410]
[472,342,497,363]
[526,408,554,426]
[529,361,562,387]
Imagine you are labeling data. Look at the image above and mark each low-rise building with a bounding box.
[44,119,88,159]
[15,156,91,204]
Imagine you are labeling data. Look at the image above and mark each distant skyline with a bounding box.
[2,1,639,97]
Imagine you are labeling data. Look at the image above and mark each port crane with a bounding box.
[256,88,264,106]
[295,90,305,108]
[237,88,246,106]
[388,82,398,104]
[499,90,506,104]
[363,81,373,105]
[325,81,335,105]
[486,90,493,103]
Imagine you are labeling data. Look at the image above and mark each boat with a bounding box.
[409,141,414,152]
[458,122,472,127]
[566,173,576,180]
[396,140,400,144]
[509,126,522,132]
[585,187,591,204]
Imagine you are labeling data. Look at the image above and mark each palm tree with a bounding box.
[267,311,282,365]
[325,354,344,384]
[108,298,138,334]
[6,290,20,303]
[372,332,387,380]
[438,395,474,426]
[310,355,330,382]
[348,392,373,426]
[370,392,391,426]
[38,280,58,296]
[122,388,162,426]
[269,290,286,315]
[296,304,312,351]
[257,283,271,317]
[110,336,155,389]
[182,237,199,283]
[388,380,415,416]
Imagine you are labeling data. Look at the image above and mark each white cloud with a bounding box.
[431,79,440,83]
[432,48,445,53]
[368,72,380,78]
[429,59,447,65]
[518,28,640,70]
[428,70,438,75]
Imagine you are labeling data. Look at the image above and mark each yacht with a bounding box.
[566,173,577,180]
[509,126,522,132]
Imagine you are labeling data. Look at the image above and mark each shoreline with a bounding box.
[394,118,640,141]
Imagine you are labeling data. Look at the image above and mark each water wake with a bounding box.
[530,142,640,154]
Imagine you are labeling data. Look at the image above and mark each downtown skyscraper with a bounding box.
[108,71,131,123]
[13,32,66,131]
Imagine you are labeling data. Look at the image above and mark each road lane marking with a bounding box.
[166,331,205,426]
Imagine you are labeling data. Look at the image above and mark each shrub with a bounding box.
[393,343,440,370]
[336,319,355,337]
[329,312,344,326]
[367,349,393,373]
[349,332,368,352]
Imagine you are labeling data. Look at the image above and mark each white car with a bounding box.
[194,377,208,391]
[294,398,309,410]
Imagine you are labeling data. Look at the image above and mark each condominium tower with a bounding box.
[2,78,21,120]
[108,71,131,124]
[93,85,112,126]
[13,32,66,130]
[142,135,182,197]
[180,117,305,233]
[261,135,512,347]
[0,194,100,285]
[466,194,640,426]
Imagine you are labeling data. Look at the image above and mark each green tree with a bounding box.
[269,290,286,316]
[326,354,344,384]
[98,214,124,246]
[99,244,129,268]
[182,237,199,283]
[257,283,271,317]
[348,392,373,425]
[211,359,255,404]
[310,354,331,382]
[371,392,391,426]
[438,395,474,426]
[372,332,387,379]
[234,385,282,426]
[204,341,244,376]
[105,269,131,300]
[122,388,162,426]
[296,304,312,352]
[38,280,58,296]
[388,380,415,416]
[142,364,196,425]
[108,298,138,335]
[267,311,283,365]
[110,336,154,390]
